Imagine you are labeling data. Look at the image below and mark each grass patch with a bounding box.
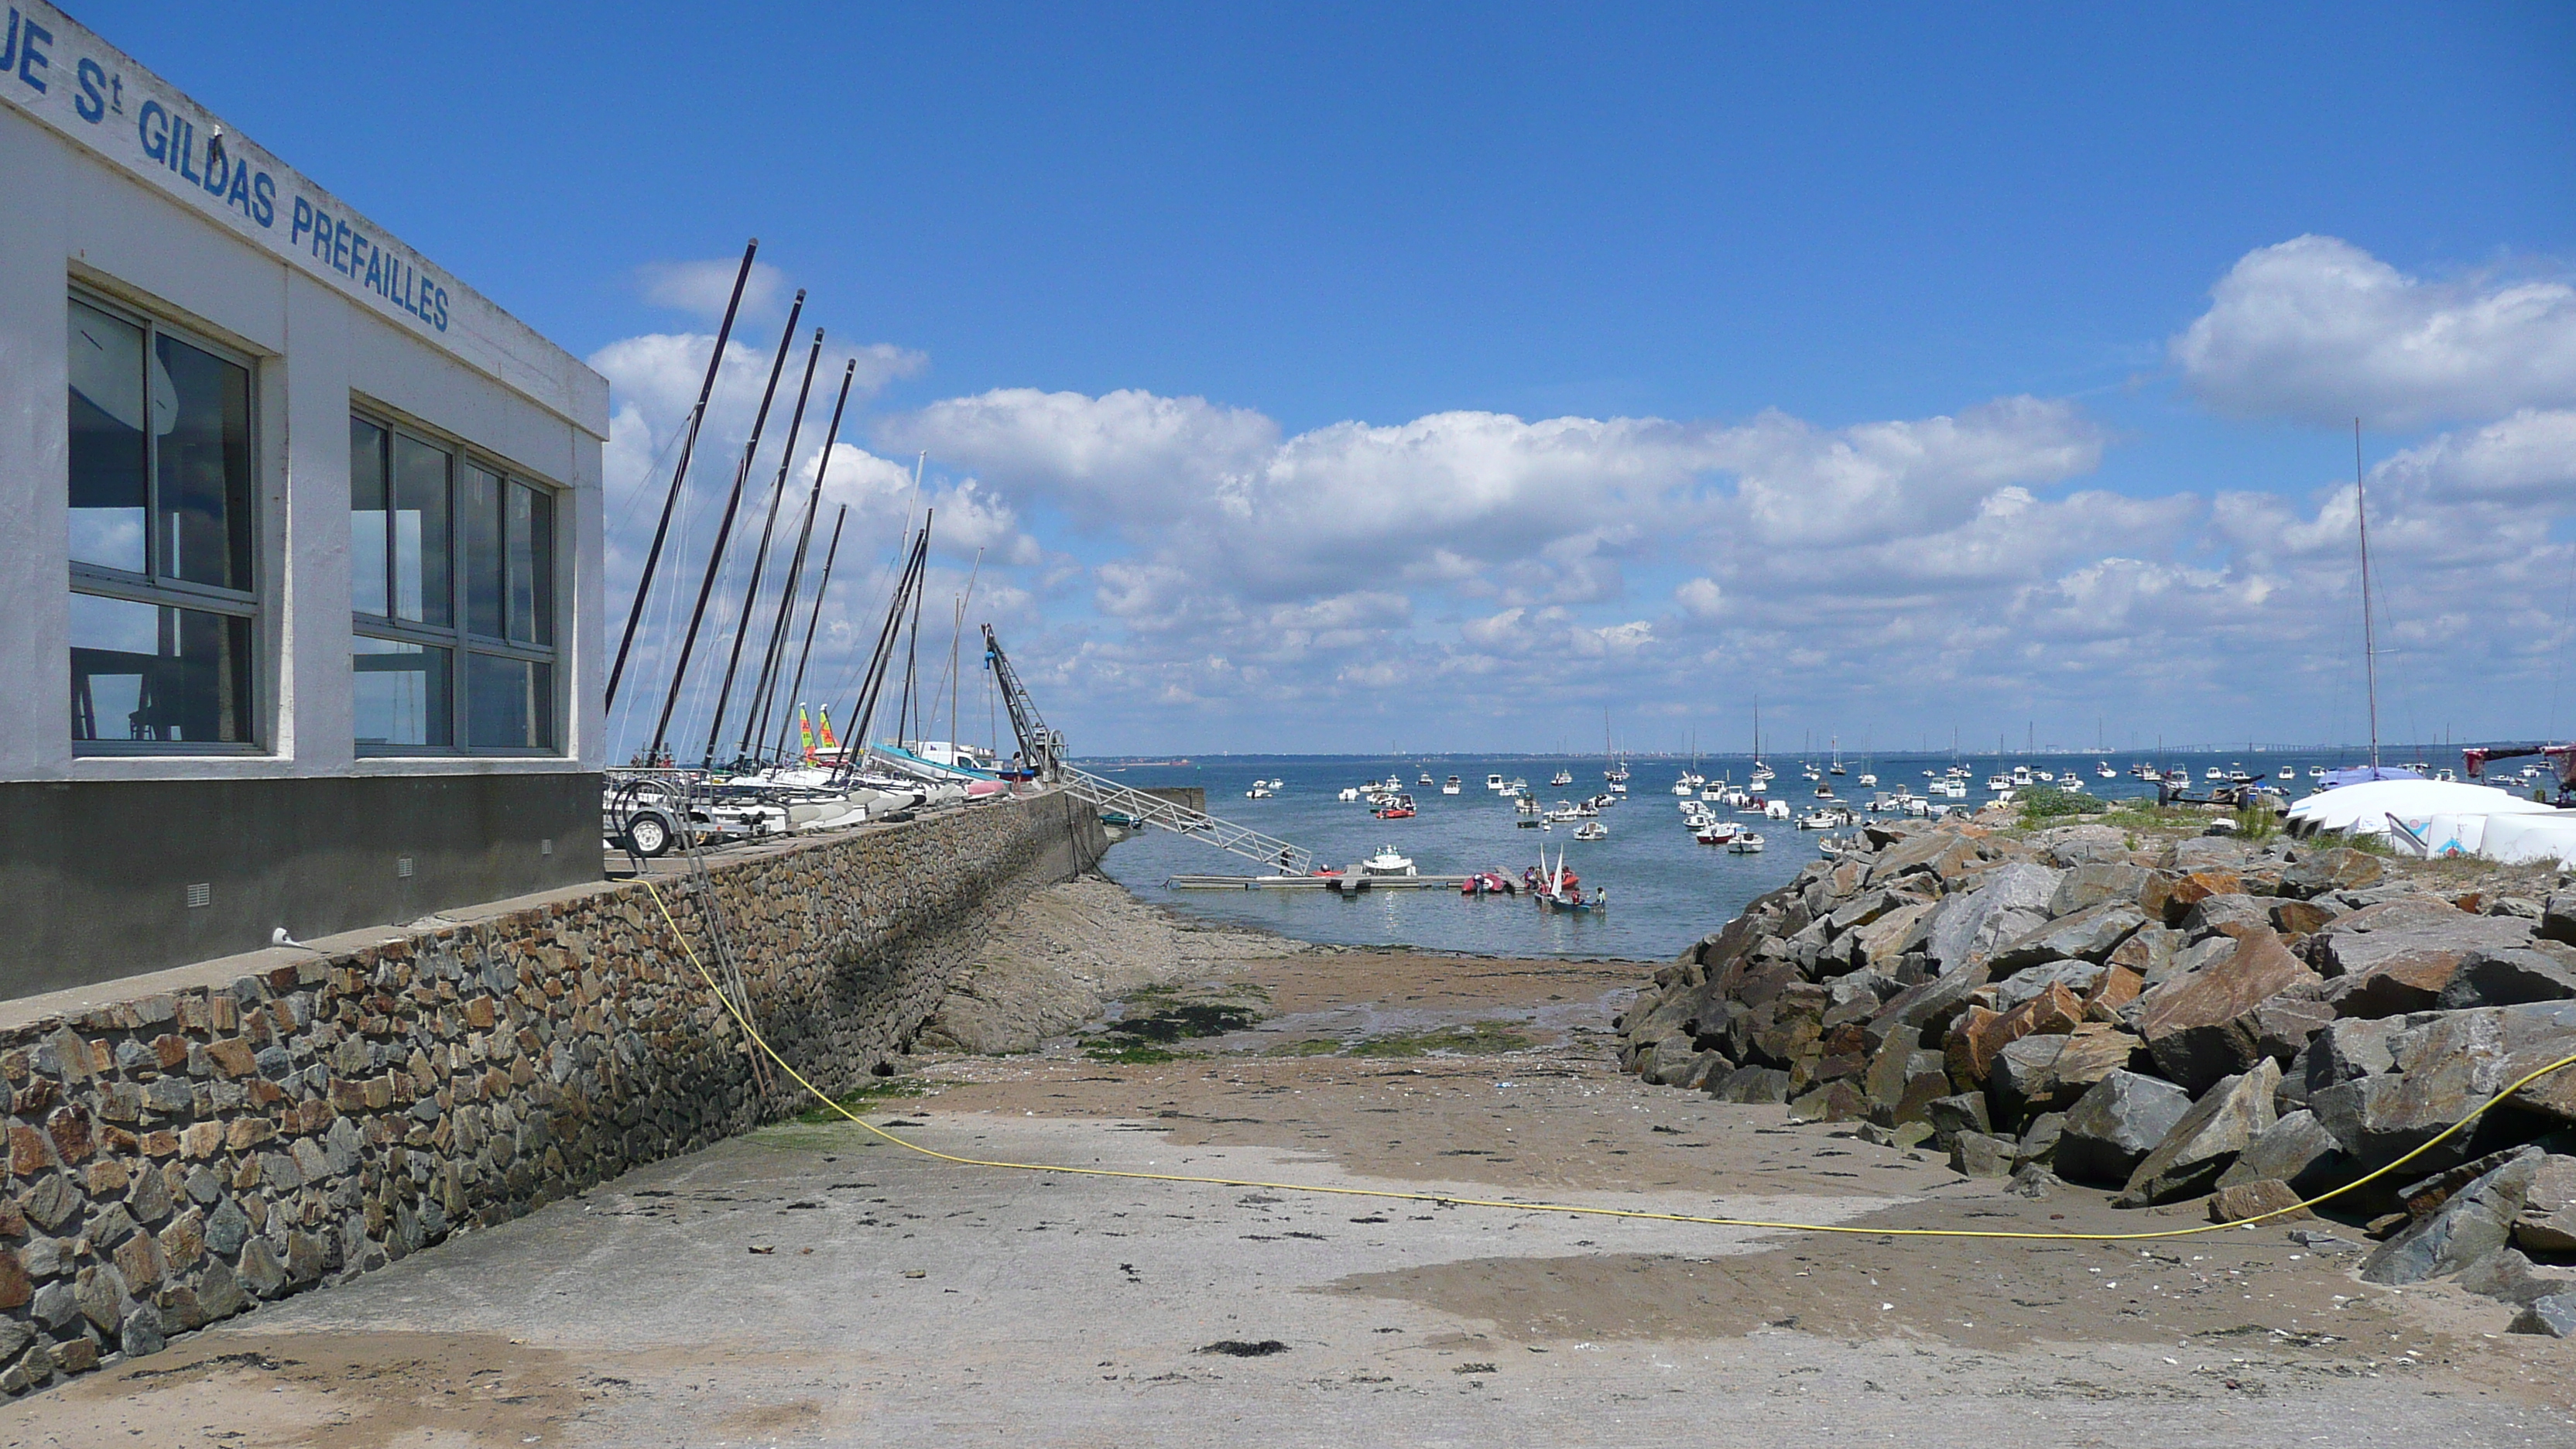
[793,1077,928,1125]
[2015,786,2103,824]
[2232,803,2282,841]
[1343,1022,1537,1058]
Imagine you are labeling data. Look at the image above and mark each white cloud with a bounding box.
[635,255,790,321]
[2367,408,2576,504]
[2173,235,2576,428]
[1674,577,1725,620]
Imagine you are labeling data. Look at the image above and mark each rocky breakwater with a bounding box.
[1618,816,2576,1338]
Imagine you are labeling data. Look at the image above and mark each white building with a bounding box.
[0,2,608,992]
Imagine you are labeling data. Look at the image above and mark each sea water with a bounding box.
[1090,751,2422,961]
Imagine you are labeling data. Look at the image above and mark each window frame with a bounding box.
[67,286,265,757]
[350,406,565,758]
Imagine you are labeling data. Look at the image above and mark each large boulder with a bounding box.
[2106,924,2184,984]
[1708,1066,1792,1104]
[2312,899,2538,1018]
[2056,1071,2195,1186]
[1989,1023,2136,1125]
[1842,900,1938,975]
[1989,900,2150,976]
[1925,862,2064,973]
[2278,847,2385,901]
[2166,838,2249,872]
[1863,827,1983,890]
[2543,889,2576,947]
[2032,823,2132,868]
[1950,1131,2016,1178]
[2437,947,2576,1011]
[1863,959,1995,1053]
[2309,1002,2576,1170]
[1945,982,2086,1089]
[2115,1060,2282,1206]
[2361,1148,2548,1285]
[2215,1108,2351,1199]
[2146,870,2245,927]
[1923,1092,1992,1149]
[2135,928,2321,1092]
[2517,1155,2576,1254]
[1993,957,2109,1013]
[2050,862,2149,917]
[2181,893,2273,941]
[1862,1042,1949,1127]
[2511,1293,2576,1338]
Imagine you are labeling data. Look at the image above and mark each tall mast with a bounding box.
[745,358,857,760]
[2356,420,2382,771]
[771,505,848,764]
[649,289,805,759]
[607,238,756,713]
[703,327,825,766]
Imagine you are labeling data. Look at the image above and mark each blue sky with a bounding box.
[85,2,2576,757]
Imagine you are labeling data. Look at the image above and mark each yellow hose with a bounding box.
[642,879,2576,1245]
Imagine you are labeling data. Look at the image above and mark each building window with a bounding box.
[351,415,559,754]
[67,294,259,750]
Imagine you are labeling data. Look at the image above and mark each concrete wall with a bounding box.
[0,792,1105,1396]
[0,775,603,997]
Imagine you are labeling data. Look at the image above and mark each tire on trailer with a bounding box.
[625,811,673,858]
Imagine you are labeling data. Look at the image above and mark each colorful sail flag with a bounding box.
[815,706,840,755]
[797,704,817,760]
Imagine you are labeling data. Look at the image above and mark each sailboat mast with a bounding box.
[2356,420,2382,771]
[607,238,756,713]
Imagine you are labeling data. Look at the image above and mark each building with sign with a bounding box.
[0,3,610,993]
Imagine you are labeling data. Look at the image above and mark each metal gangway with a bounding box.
[1060,767,1316,875]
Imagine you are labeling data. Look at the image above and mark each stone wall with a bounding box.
[0,790,1105,1395]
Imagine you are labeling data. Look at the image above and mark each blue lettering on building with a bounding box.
[4,8,51,93]
[16,15,450,337]
[136,96,165,160]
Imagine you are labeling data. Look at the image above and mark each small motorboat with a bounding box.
[1729,831,1766,853]
[1695,820,1739,844]
[1573,820,1608,841]
[1550,768,1574,787]
[1419,772,1436,786]
[1443,775,1462,794]
[1486,773,1507,792]
[1358,845,1416,877]
[1372,793,1417,819]
[1245,782,1276,798]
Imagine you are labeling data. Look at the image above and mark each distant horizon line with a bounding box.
[1074,741,2533,763]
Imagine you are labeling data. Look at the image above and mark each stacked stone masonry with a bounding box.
[0,792,1105,1396]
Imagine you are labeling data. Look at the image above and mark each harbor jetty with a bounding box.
[1619,807,2576,1336]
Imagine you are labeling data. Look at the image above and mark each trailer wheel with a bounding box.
[626,812,673,858]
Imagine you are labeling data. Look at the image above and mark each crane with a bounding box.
[981,625,1061,783]
[979,623,1314,872]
